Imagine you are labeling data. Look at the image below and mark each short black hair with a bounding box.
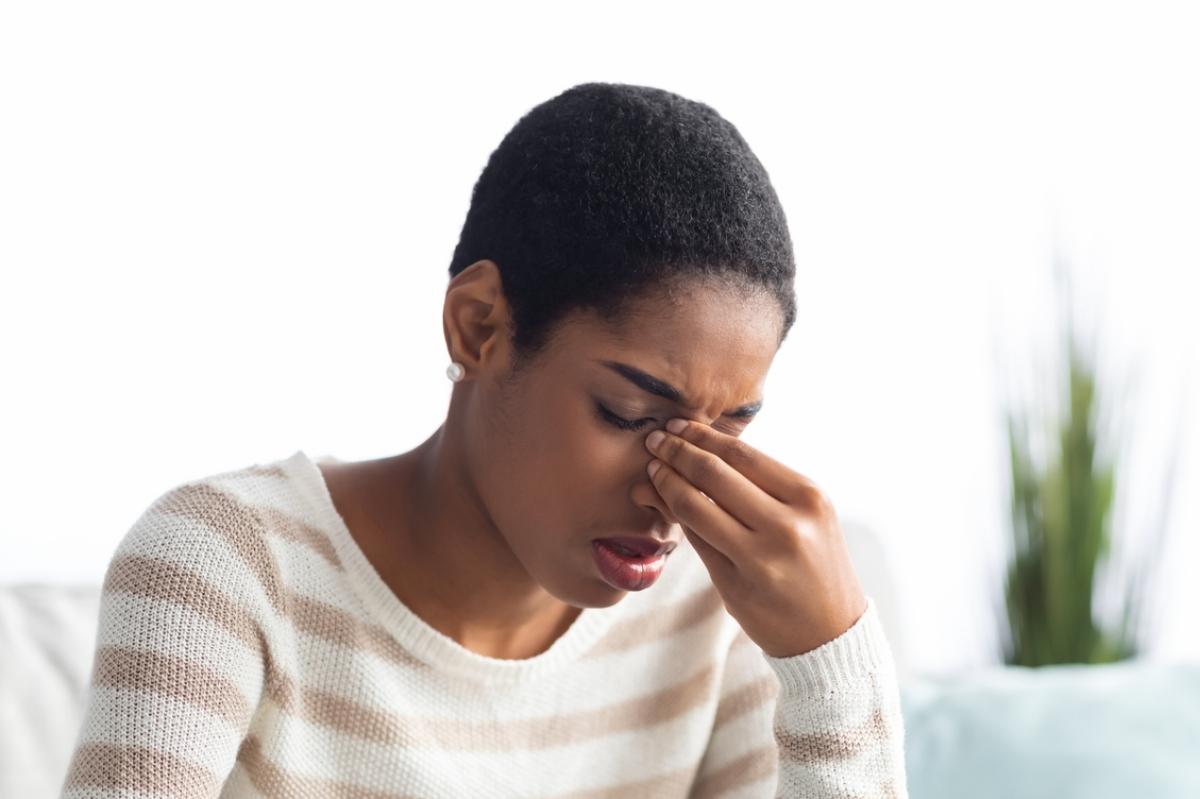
[448,81,797,373]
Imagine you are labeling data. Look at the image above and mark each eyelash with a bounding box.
[595,402,656,432]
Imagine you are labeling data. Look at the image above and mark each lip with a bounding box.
[590,538,675,591]
[592,536,677,558]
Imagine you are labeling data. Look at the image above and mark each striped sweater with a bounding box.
[62,449,909,798]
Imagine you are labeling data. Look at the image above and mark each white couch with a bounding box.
[0,519,908,799]
[0,584,107,798]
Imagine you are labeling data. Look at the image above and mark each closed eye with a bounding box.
[594,401,655,432]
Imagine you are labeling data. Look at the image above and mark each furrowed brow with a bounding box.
[595,359,763,419]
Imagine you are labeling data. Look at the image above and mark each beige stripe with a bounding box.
[90,644,253,727]
[583,584,726,657]
[254,501,344,570]
[130,485,424,675]
[218,461,344,569]
[104,554,263,654]
[234,734,421,799]
[546,764,698,799]
[777,706,891,764]
[711,674,778,729]
[63,742,224,795]
[241,464,288,480]
[728,627,760,655]
[254,609,430,728]
[286,592,428,671]
[688,744,778,799]
[839,776,905,799]
[155,481,286,613]
[163,479,431,672]
[203,462,342,568]
[261,659,720,751]
[106,553,429,695]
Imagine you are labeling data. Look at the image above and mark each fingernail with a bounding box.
[666,418,687,434]
[646,430,665,450]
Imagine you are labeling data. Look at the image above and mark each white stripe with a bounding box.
[95,591,263,705]
[63,785,166,799]
[721,776,780,799]
[74,686,245,770]
[695,698,777,775]
[281,601,730,719]
[217,763,267,799]
[245,690,714,795]
[118,506,279,619]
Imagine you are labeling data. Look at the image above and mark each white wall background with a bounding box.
[2,0,1196,678]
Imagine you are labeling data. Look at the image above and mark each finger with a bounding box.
[646,428,781,531]
[647,457,744,563]
[679,522,737,585]
[664,418,821,505]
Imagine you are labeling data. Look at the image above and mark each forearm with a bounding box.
[763,597,909,798]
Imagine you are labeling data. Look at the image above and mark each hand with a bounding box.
[644,418,868,658]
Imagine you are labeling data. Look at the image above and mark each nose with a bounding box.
[632,477,681,530]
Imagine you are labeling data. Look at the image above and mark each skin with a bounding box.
[319,258,866,661]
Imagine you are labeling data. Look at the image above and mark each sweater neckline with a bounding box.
[282,449,623,684]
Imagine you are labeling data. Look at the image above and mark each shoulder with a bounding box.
[106,453,310,615]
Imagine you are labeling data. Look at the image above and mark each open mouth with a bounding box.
[590,540,671,591]
[592,536,676,558]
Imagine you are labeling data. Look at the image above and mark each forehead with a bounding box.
[560,283,781,413]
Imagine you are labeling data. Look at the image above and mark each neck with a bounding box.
[371,417,580,659]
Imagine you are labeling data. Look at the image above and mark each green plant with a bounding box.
[998,259,1179,666]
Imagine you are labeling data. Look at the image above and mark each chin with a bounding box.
[543,575,630,609]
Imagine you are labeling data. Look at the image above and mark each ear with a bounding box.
[443,259,510,379]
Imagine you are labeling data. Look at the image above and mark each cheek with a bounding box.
[568,435,655,507]
[525,425,621,502]
[497,394,647,512]
[562,414,634,463]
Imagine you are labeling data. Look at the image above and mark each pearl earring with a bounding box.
[446,361,465,382]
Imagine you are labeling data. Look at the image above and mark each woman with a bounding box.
[62,82,908,798]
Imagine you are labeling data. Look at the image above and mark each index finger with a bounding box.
[663,417,817,504]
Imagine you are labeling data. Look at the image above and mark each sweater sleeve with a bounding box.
[689,596,909,798]
[60,481,276,799]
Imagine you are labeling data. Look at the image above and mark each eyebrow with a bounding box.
[595,359,763,420]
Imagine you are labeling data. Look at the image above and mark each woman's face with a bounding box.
[450,264,784,608]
